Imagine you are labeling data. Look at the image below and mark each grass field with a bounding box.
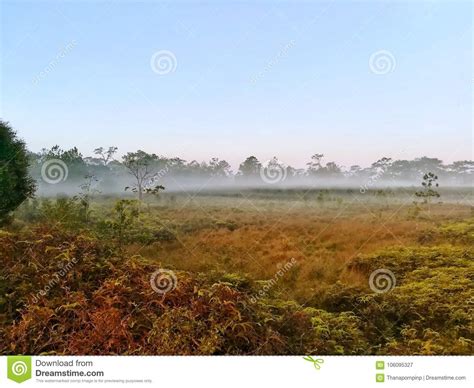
[1,188,473,355]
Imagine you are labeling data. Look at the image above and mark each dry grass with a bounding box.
[136,198,472,303]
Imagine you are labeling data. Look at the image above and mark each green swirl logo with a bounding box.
[7,356,32,383]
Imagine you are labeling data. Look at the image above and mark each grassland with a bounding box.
[1,188,473,355]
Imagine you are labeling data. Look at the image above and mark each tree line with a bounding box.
[28,145,473,195]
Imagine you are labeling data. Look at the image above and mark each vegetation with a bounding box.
[0,188,472,355]
[415,172,440,203]
[0,121,36,225]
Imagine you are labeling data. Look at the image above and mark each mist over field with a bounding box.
[28,147,474,198]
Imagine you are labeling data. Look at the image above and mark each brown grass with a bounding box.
[136,200,471,303]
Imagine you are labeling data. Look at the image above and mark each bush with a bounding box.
[0,121,35,224]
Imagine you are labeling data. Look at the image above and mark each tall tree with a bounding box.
[0,121,36,224]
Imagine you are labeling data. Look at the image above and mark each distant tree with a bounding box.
[209,157,232,177]
[165,157,186,177]
[307,153,324,175]
[448,160,474,175]
[415,172,440,203]
[94,146,118,165]
[389,159,414,181]
[41,145,84,164]
[0,121,36,224]
[123,151,159,200]
[260,157,289,183]
[324,161,342,176]
[348,165,362,177]
[238,156,262,177]
[447,160,474,185]
[371,157,392,175]
[37,145,88,185]
[414,157,443,175]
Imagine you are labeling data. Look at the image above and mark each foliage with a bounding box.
[0,121,36,224]
[1,218,472,355]
[0,227,367,355]
[343,244,473,354]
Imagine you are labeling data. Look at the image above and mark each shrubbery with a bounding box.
[1,220,472,355]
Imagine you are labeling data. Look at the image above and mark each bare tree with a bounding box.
[123,151,158,201]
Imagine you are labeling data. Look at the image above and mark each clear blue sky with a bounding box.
[1,0,472,169]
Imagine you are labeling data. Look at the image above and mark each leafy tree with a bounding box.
[0,121,36,224]
[238,156,262,177]
[41,145,84,164]
[37,145,89,186]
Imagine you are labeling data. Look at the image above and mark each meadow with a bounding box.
[1,187,472,355]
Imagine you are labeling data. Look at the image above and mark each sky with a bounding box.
[0,0,472,170]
